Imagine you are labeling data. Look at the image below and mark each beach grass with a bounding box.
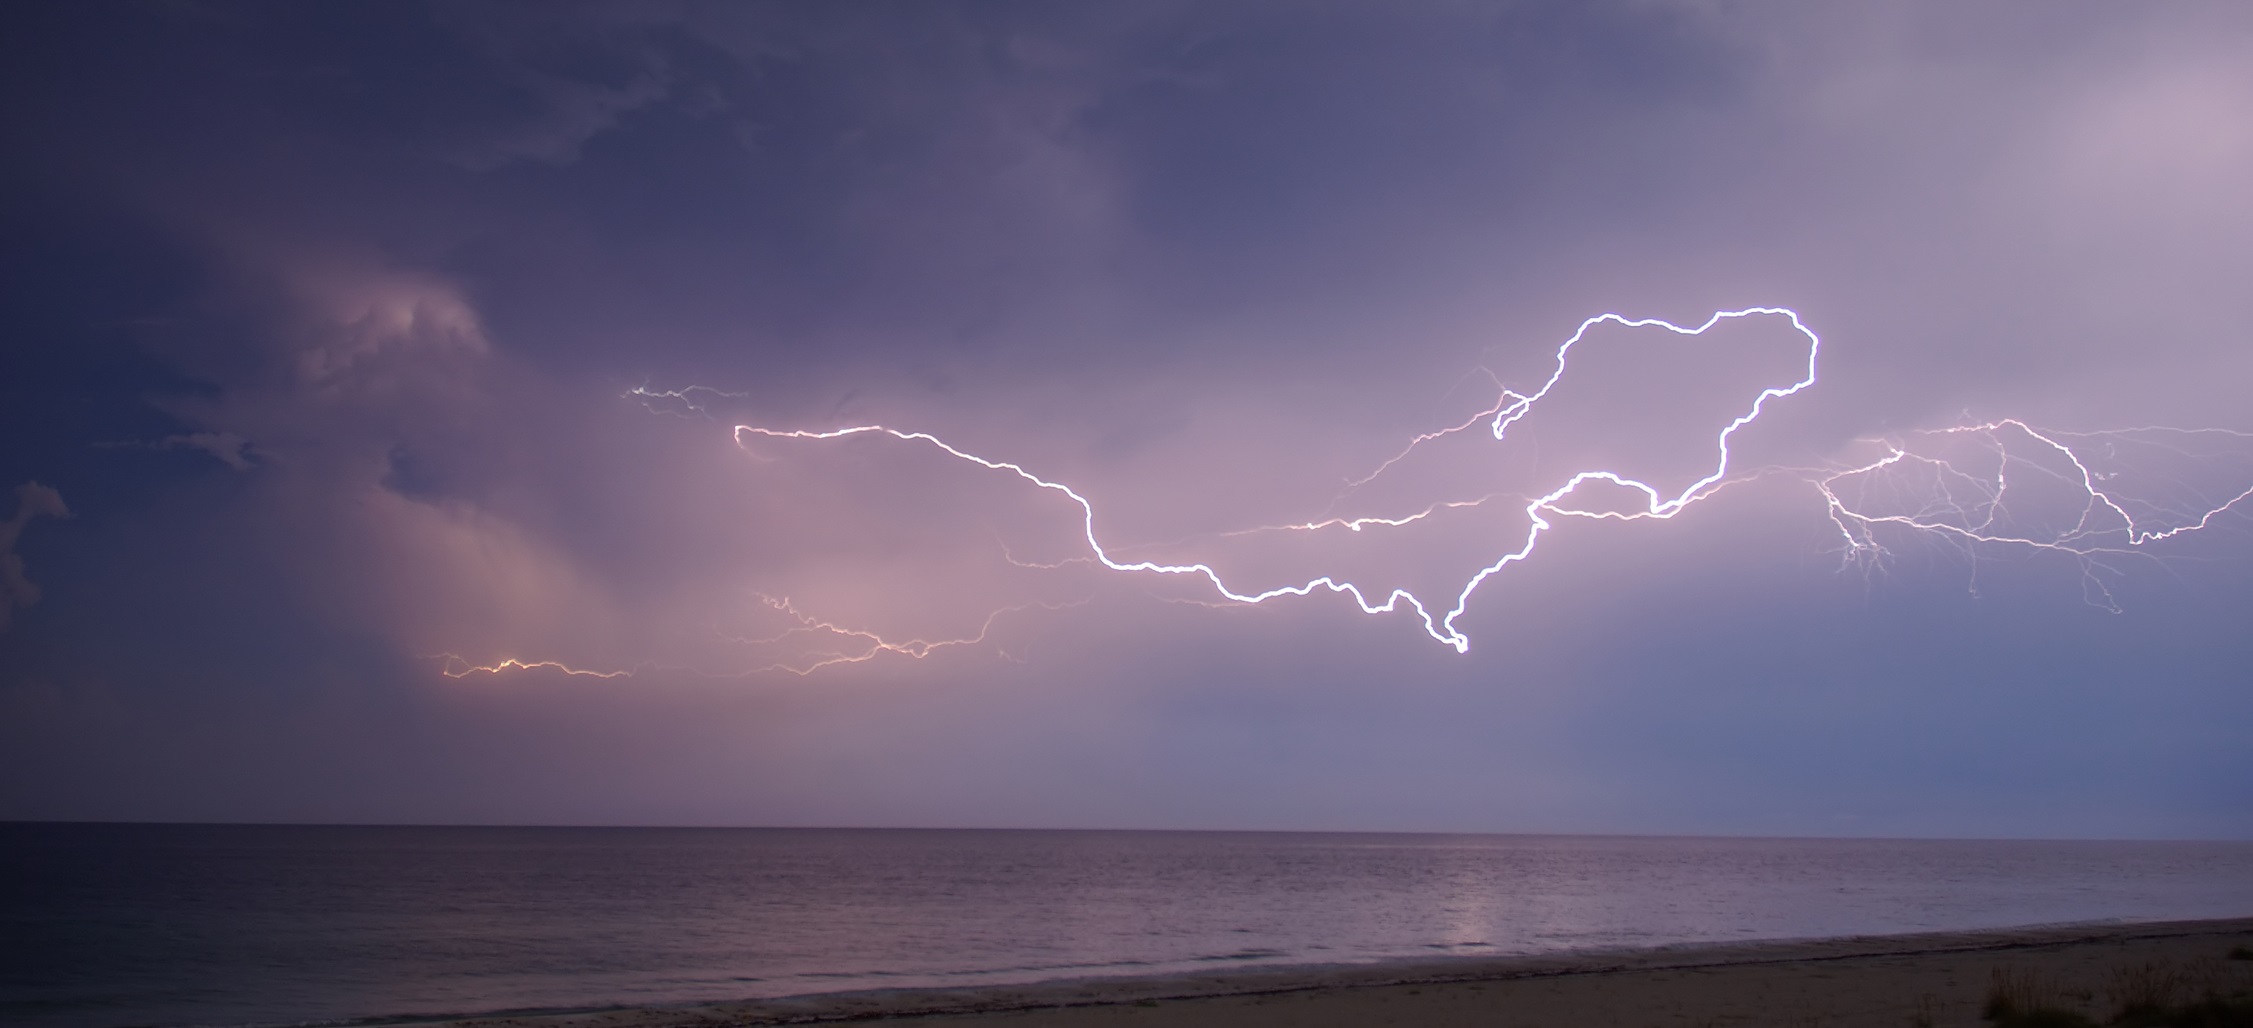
[1982,952,2253,1028]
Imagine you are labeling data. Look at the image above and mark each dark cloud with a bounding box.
[1,1,2248,836]
[0,483,69,631]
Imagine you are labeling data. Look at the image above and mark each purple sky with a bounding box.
[3,1,2250,837]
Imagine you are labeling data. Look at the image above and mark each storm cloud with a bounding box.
[1,1,2248,836]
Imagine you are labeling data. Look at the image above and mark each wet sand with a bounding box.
[432,917,2253,1028]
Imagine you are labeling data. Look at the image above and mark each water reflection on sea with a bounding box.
[4,825,2249,1028]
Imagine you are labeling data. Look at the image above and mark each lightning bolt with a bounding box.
[436,656,635,679]
[626,383,748,418]
[451,307,2251,678]
[1808,421,2253,609]
[430,597,1084,680]
[1340,369,1523,490]
[706,595,1086,677]
[731,309,1824,654]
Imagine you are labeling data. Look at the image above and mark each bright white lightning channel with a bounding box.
[735,308,1823,654]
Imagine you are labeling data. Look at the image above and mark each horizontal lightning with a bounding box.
[626,383,748,418]
[452,308,2251,679]
[431,597,1083,680]
[733,308,1824,654]
[709,595,1086,676]
[436,656,635,679]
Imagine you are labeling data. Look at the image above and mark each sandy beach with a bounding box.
[431,917,2253,1028]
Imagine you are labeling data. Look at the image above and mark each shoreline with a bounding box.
[427,916,2253,1028]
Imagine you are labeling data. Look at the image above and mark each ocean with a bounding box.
[4,823,2250,1028]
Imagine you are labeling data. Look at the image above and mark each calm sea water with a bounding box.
[3,825,2249,1028]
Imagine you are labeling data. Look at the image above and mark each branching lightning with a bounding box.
[434,597,1086,680]
[626,383,747,418]
[729,309,1824,653]
[1807,420,2253,609]
[706,595,1084,676]
[448,307,2252,679]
